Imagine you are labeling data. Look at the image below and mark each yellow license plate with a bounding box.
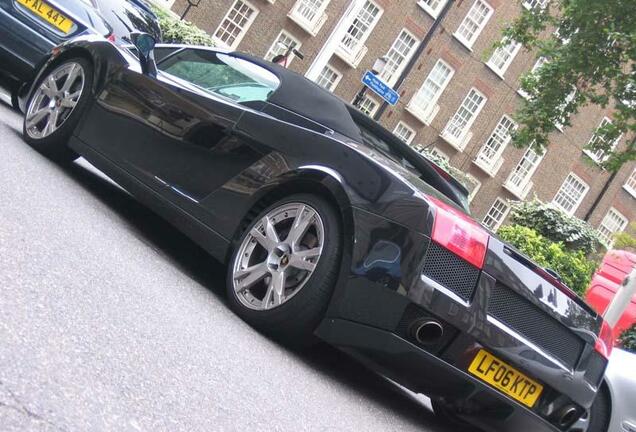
[16,0,74,34]
[468,349,544,408]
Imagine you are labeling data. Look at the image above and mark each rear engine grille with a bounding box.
[488,283,584,368]
[422,242,480,301]
[584,352,607,386]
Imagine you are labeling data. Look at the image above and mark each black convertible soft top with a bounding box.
[232,51,362,140]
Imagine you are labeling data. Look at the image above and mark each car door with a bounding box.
[78,47,280,223]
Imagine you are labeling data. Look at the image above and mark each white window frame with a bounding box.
[454,0,494,50]
[417,0,448,18]
[552,173,589,215]
[474,115,517,177]
[213,0,259,49]
[504,148,544,199]
[598,208,628,247]
[429,147,449,162]
[623,168,636,199]
[407,59,455,125]
[440,87,487,150]
[483,197,510,231]
[355,93,380,116]
[287,0,330,36]
[380,29,419,86]
[584,117,621,164]
[523,0,548,10]
[336,0,383,67]
[466,174,481,203]
[486,38,521,78]
[393,121,416,144]
[264,30,302,65]
[315,64,342,91]
[518,57,548,99]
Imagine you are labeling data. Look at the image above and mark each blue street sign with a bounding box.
[361,70,400,106]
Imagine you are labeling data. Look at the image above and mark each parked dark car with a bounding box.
[21,34,615,432]
[92,0,161,44]
[0,0,160,107]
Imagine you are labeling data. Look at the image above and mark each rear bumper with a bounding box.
[316,318,561,432]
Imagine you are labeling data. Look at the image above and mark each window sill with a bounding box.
[623,185,636,199]
[452,33,474,52]
[416,0,440,19]
[485,62,506,80]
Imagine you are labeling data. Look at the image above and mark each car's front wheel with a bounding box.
[23,57,92,162]
[226,193,342,341]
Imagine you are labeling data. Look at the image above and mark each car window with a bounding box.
[158,49,280,103]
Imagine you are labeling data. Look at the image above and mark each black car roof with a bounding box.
[230,51,363,140]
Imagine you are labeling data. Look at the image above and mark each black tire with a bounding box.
[22,57,92,163]
[576,385,611,432]
[226,193,342,342]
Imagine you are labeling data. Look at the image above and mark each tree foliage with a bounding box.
[497,225,597,295]
[509,199,602,254]
[619,323,636,353]
[613,222,636,250]
[503,0,636,170]
[151,4,216,46]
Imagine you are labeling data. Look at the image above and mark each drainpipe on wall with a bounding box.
[373,0,455,122]
[305,0,367,82]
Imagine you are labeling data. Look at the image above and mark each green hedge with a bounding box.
[497,225,596,296]
[509,200,602,254]
[151,4,215,46]
[619,324,636,353]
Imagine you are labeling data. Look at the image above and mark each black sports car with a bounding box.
[21,34,614,432]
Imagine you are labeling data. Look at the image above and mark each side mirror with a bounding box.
[130,32,157,77]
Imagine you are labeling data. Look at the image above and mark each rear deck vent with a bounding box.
[422,242,480,301]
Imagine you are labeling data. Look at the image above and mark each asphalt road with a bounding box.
[0,95,461,431]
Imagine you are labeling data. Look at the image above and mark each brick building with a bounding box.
[170,0,635,246]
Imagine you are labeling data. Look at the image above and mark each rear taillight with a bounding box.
[428,196,489,269]
[107,33,116,43]
[595,320,614,359]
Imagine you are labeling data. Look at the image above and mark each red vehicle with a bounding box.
[586,250,636,343]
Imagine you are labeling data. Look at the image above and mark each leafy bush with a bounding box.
[151,4,215,46]
[619,324,636,353]
[613,222,636,251]
[509,200,603,254]
[497,225,597,296]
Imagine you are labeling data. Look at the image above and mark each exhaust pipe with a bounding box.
[557,406,578,428]
[411,319,444,345]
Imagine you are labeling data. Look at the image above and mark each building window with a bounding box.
[380,29,419,85]
[584,117,620,164]
[339,0,383,61]
[465,174,481,203]
[213,0,259,49]
[523,0,548,10]
[483,198,510,230]
[316,64,342,91]
[504,148,543,199]
[288,0,330,36]
[474,115,517,176]
[441,87,487,150]
[407,59,454,124]
[552,173,589,215]
[486,38,521,77]
[393,122,416,144]
[265,30,302,65]
[417,0,448,18]
[518,57,548,99]
[454,0,493,49]
[624,169,636,198]
[355,94,380,116]
[555,89,577,131]
[598,208,628,247]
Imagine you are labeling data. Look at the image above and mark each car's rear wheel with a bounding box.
[227,193,342,341]
[23,57,92,162]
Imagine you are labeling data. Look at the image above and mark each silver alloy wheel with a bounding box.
[25,62,85,140]
[232,202,325,311]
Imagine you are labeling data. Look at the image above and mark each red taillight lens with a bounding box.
[595,320,614,359]
[428,196,489,269]
[107,33,116,43]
